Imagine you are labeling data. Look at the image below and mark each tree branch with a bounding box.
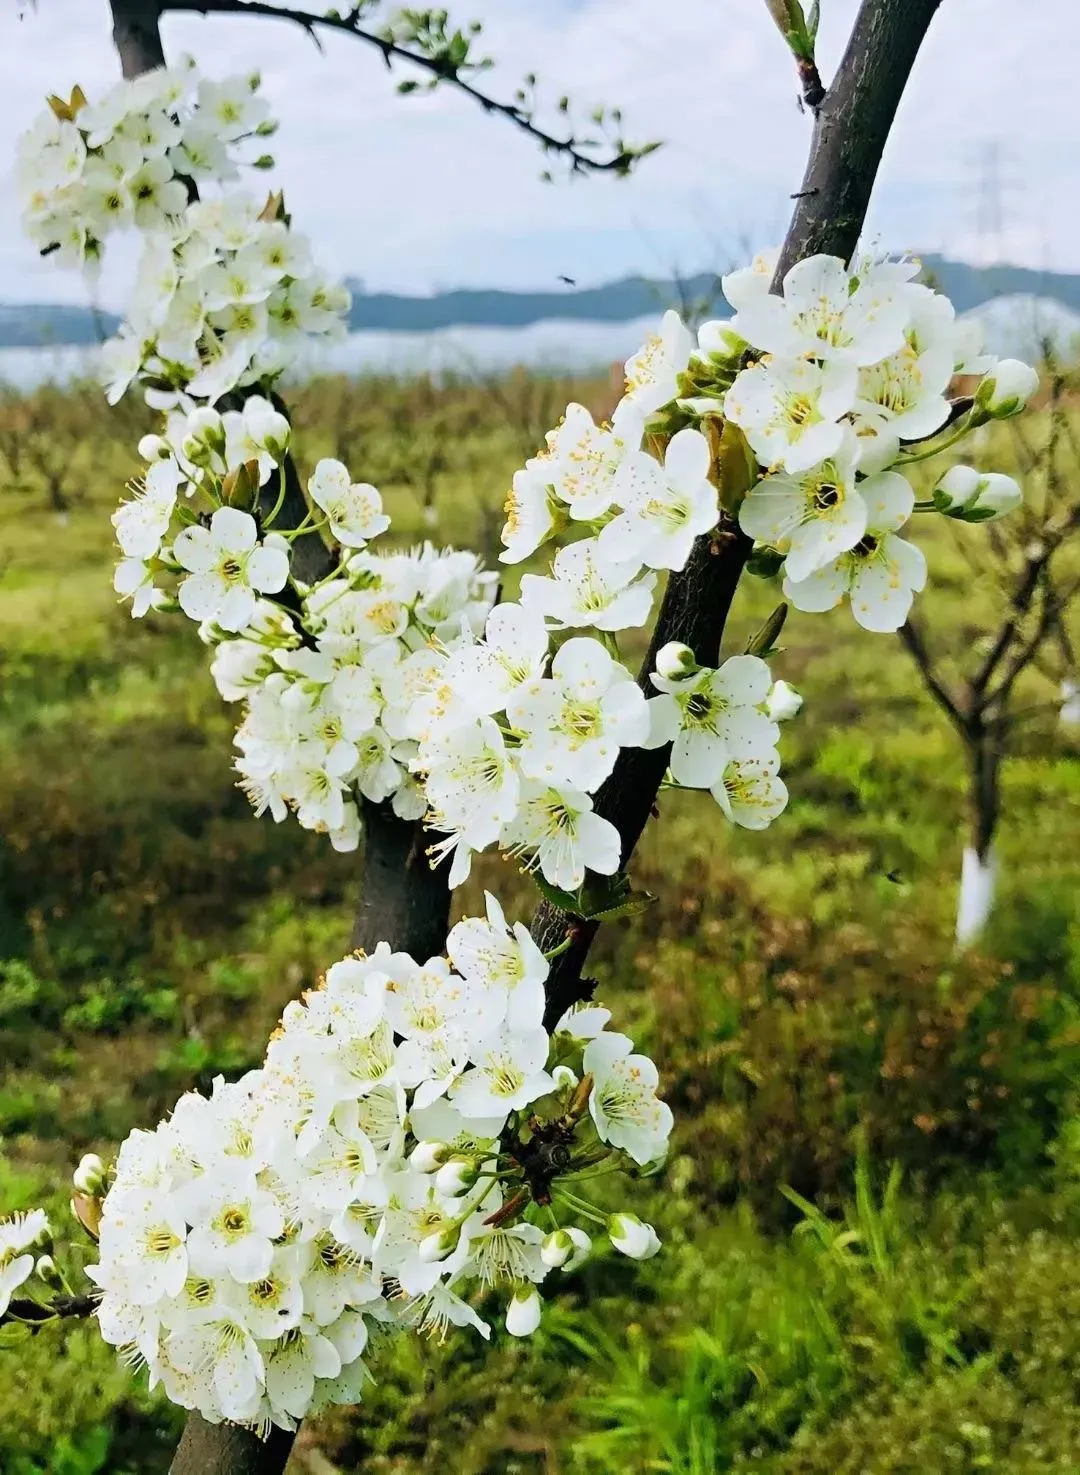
[897,615,968,735]
[534,0,946,1029]
[110,0,166,76]
[161,0,651,176]
[772,0,944,277]
[170,802,450,1475]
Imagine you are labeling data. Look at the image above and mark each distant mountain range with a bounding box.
[3,254,1080,349]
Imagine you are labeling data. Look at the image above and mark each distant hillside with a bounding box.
[3,256,1080,347]
[0,303,120,348]
[339,256,1080,333]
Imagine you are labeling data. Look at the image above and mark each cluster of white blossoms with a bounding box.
[223,541,497,849]
[17,62,348,408]
[111,398,496,846]
[715,251,1037,631]
[85,898,671,1430]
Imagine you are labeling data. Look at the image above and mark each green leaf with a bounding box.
[807,0,820,41]
[531,872,584,915]
[589,889,657,924]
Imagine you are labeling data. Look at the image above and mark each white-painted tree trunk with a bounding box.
[1060,679,1080,728]
[955,845,998,947]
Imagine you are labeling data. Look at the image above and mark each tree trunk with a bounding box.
[956,730,1000,946]
[772,0,945,277]
[535,0,946,1028]
[169,802,451,1475]
[110,0,166,76]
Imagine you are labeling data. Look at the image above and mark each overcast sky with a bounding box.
[0,0,1071,308]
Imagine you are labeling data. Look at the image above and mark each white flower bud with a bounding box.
[410,1140,448,1174]
[608,1213,661,1260]
[697,319,745,361]
[552,1065,579,1092]
[138,434,171,462]
[418,1226,458,1263]
[933,466,1022,523]
[765,680,803,722]
[562,1226,593,1271]
[186,406,225,452]
[655,641,697,683]
[541,1229,574,1268]
[245,401,290,460]
[73,1152,106,1196]
[35,1254,63,1290]
[435,1156,478,1197]
[505,1284,542,1337]
[1060,679,1080,729]
[976,358,1039,419]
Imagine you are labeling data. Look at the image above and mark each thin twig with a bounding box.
[164,0,650,175]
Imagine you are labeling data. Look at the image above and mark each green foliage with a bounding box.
[0,375,1077,1470]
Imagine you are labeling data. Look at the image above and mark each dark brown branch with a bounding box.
[534,0,946,1029]
[2,1292,97,1326]
[161,0,647,176]
[773,0,944,277]
[897,616,967,735]
[110,0,166,76]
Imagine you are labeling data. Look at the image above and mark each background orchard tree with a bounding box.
[2,1,1052,1474]
[898,355,1080,945]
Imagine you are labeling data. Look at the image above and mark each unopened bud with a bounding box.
[418,1226,459,1263]
[435,1156,479,1197]
[187,406,225,450]
[541,1229,574,1268]
[410,1140,448,1174]
[655,642,697,683]
[933,466,1022,523]
[254,118,279,137]
[552,1064,579,1092]
[138,434,171,462]
[73,1152,106,1196]
[608,1212,661,1261]
[252,153,276,170]
[35,1254,63,1290]
[505,1284,542,1337]
[974,358,1039,420]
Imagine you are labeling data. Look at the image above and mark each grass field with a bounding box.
[1,372,1079,1474]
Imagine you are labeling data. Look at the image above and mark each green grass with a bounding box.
[0,375,1078,1473]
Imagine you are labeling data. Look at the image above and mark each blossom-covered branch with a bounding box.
[7,0,1049,1467]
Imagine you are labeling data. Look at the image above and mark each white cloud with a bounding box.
[0,0,1072,309]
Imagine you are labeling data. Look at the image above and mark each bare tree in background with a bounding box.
[900,354,1080,944]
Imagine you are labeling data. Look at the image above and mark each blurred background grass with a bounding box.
[0,370,1078,1474]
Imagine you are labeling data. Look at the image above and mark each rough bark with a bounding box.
[772,0,944,279]
[967,727,1001,861]
[170,1417,297,1475]
[535,0,946,1030]
[350,800,453,959]
[110,0,166,76]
